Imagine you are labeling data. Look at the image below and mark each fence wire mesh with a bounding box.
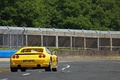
[0,26,120,51]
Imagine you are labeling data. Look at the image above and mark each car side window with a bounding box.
[46,48,51,54]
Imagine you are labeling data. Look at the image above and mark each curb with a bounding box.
[0,58,10,62]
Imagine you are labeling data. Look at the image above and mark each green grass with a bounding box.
[49,48,83,52]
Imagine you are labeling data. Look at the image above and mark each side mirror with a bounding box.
[51,51,57,55]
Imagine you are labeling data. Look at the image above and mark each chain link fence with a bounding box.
[0,26,120,51]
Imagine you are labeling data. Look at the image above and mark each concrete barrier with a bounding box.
[0,50,17,58]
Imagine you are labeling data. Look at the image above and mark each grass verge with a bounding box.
[0,68,10,72]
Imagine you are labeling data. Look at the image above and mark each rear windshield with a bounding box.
[21,48,43,53]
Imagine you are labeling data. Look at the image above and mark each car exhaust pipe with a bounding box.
[37,64,41,69]
[18,65,21,69]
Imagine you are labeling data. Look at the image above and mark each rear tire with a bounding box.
[45,62,52,71]
[10,67,18,72]
[21,68,26,72]
[52,66,57,72]
[45,65,51,71]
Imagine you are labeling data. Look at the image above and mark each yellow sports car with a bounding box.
[10,46,58,72]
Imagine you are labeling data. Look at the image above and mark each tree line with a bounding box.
[0,0,120,31]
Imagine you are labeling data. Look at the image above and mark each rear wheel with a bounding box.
[45,62,52,71]
[52,66,57,72]
[21,68,26,72]
[10,67,18,72]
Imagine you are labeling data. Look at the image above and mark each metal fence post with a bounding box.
[73,30,75,50]
[23,27,27,46]
[96,30,99,50]
[3,33,4,47]
[39,28,43,47]
[68,29,72,50]
[45,30,48,47]
[53,28,58,49]
[41,33,43,47]
[56,34,58,49]
[108,31,112,51]
[17,33,18,48]
[7,26,11,48]
[82,29,86,50]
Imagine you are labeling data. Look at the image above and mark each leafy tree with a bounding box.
[0,0,120,31]
[0,0,45,27]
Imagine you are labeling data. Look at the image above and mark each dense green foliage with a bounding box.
[0,0,120,30]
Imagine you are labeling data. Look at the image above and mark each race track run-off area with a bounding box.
[0,58,120,80]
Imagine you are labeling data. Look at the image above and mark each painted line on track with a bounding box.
[22,73,30,76]
[0,78,8,80]
[59,61,74,63]
[61,64,70,72]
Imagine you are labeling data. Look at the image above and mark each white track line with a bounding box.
[0,78,8,80]
[59,61,74,63]
[61,65,70,71]
[22,73,30,76]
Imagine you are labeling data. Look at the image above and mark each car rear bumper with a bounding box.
[10,60,49,68]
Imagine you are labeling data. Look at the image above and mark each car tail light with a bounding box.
[16,55,19,58]
[39,54,46,58]
[12,55,16,58]
[12,55,19,59]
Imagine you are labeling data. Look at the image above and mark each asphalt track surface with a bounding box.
[0,58,120,80]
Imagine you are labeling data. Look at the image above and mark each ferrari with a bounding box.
[10,46,58,72]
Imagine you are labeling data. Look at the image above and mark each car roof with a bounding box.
[21,46,46,49]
